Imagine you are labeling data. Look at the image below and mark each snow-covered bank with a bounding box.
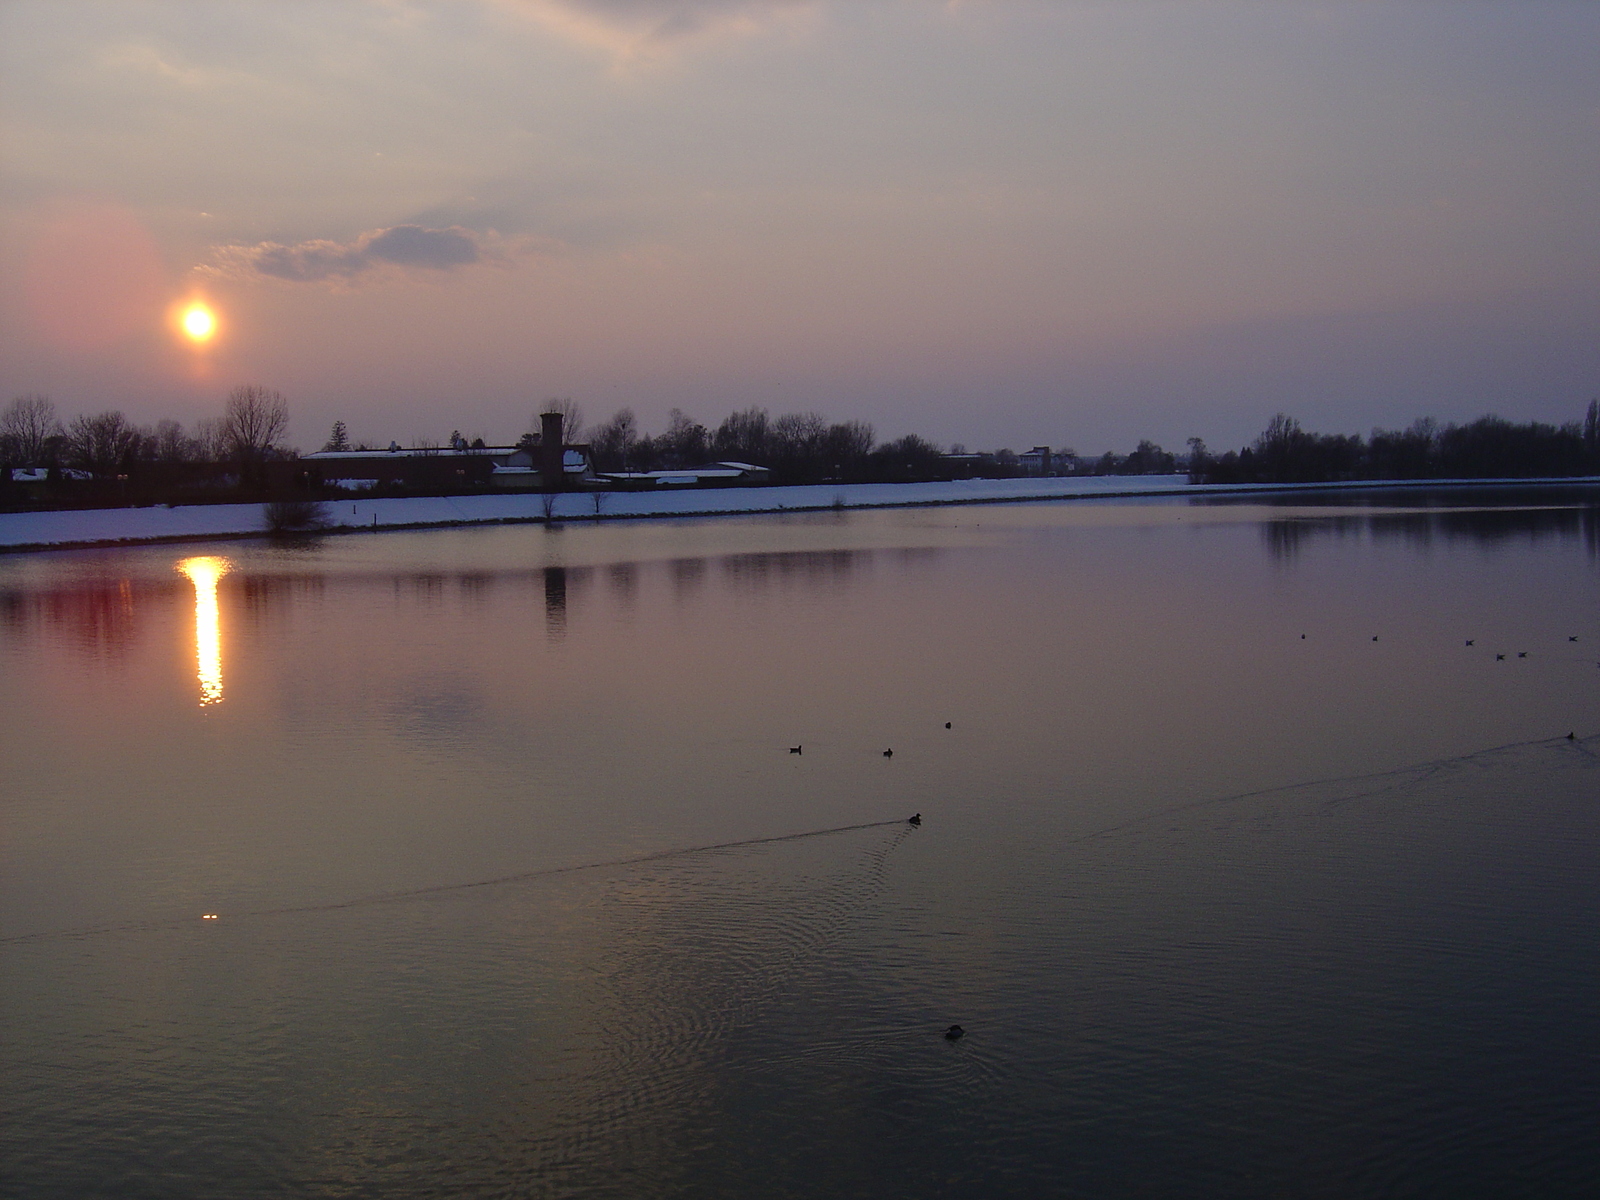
[1,475,1596,552]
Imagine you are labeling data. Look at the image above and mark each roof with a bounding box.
[303,446,516,460]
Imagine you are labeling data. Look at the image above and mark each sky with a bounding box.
[2,0,1597,455]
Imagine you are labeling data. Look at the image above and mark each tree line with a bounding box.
[0,387,291,503]
[1188,404,1600,485]
[580,405,947,483]
[5,387,1597,509]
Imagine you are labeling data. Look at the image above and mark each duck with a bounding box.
[944,1025,965,1040]
[789,745,802,755]
[908,813,922,826]
[883,748,893,758]
[945,722,952,729]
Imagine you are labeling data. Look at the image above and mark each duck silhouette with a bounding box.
[945,722,952,729]
[1518,652,1528,658]
[883,748,893,758]
[1496,654,1506,661]
[1465,640,1474,646]
[908,813,922,826]
[789,745,802,755]
[944,1025,965,1040]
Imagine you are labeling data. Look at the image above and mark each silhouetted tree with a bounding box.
[590,408,639,471]
[323,420,350,452]
[714,407,771,463]
[1,394,63,467]
[65,410,139,478]
[223,386,289,486]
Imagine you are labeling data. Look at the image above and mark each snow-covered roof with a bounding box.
[303,446,516,460]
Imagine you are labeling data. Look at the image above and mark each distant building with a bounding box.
[1018,446,1052,476]
[491,446,594,488]
[302,440,592,492]
[301,444,517,492]
[594,462,770,489]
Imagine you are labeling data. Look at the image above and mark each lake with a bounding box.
[3,489,1598,1198]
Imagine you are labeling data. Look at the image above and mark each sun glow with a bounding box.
[177,556,230,705]
[181,302,217,342]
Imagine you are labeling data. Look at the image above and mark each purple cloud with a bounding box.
[208,225,484,282]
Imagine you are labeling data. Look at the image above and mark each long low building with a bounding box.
[594,462,771,488]
[303,442,593,491]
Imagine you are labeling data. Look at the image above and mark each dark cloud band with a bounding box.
[208,224,483,282]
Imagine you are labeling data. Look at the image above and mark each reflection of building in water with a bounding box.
[177,556,230,706]
[544,566,567,639]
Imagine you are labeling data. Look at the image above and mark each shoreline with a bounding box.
[1,474,1597,555]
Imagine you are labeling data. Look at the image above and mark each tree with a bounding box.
[150,419,196,463]
[223,386,289,484]
[660,408,709,466]
[714,407,771,462]
[65,410,140,478]
[323,420,350,452]
[1,394,63,466]
[591,408,639,471]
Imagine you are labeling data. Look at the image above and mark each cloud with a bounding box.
[205,224,486,283]
[504,0,815,58]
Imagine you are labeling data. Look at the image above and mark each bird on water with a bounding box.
[944,1025,965,1040]
[945,721,952,729]
[909,813,921,826]
[1496,654,1506,661]
[789,745,802,754]
[1466,640,1474,646]
[883,748,893,758]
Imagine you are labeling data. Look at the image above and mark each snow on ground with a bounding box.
[0,474,1592,552]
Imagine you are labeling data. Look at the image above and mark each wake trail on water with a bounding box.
[1065,732,1599,849]
[0,817,914,947]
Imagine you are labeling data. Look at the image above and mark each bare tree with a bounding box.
[65,410,139,478]
[223,386,289,463]
[192,417,229,463]
[151,419,196,463]
[1,394,64,466]
[591,408,638,471]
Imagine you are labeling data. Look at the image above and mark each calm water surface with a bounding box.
[3,493,1598,1197]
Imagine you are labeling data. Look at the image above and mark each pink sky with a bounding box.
[2,1,1596,455]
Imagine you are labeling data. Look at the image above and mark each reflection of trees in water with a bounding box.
[671,557,706,602]
[237,574,326,619]
[1262,503,1600,560]
[720,549,866,592]
[607,563,638,610]
[0,578,158,659]
[457,573,493,601]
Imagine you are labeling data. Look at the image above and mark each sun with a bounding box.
[182,302,217,342]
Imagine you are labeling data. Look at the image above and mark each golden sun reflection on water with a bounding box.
[176,556,230,705]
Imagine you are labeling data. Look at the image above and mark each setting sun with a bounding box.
[181,302,217,342]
